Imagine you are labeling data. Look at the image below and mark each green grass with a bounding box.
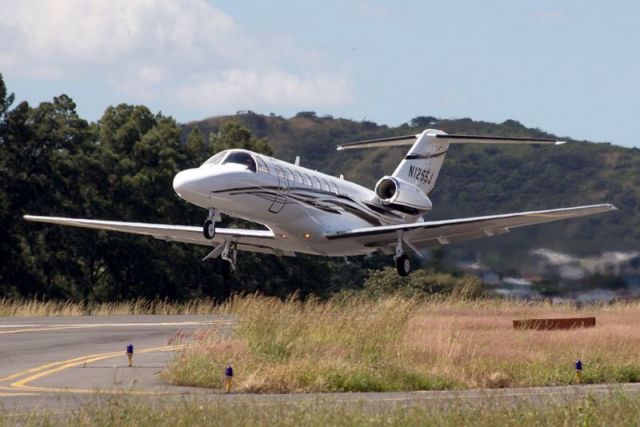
[2,393,640,426]
[165,294,453,392]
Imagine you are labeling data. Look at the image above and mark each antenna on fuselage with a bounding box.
[294,156,300,166]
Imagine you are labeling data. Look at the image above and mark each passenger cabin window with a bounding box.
[223,151,256,172]
[331,181,340,195]
[274,164,286,179]
[285,168,295,182]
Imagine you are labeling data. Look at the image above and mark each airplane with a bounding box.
[24,128,616,276]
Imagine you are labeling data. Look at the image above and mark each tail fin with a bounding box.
[338,129,563,195]
[391,130,449,195]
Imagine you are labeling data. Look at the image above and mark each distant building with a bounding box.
[581,252,640,276]
[491,276,540,300]
[456,261,502,286]
[531,248,640,280]
[530,249,586,280]
[575,289,618,304]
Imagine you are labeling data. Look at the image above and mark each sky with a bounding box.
[0,0,638,147]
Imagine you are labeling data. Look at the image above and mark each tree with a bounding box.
[186,125,206,164]
[0,73,14,121]
[209,122,272,156]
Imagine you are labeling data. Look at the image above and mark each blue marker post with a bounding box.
[127,344,134,367]
[224,364,233,393]
[575,359,582,384]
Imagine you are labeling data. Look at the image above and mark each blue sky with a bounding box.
[1,1,638,147]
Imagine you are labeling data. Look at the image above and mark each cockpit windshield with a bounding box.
[223,151,257,172]
[202,151,227,167]
[201,150,256,172]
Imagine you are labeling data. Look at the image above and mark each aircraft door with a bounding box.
[268,160,289,214]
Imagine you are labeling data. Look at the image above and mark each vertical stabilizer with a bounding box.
[391,129,449,195]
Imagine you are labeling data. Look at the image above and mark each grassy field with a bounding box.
[0,298,218,316]
[165,294,640,392]
[2,393,640,426]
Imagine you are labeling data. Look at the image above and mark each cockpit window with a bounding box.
[202,151,227,167]
[222,151,257,172]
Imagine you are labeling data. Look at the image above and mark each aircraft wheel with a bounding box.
[203,220,216,240]
[396,254,411,276]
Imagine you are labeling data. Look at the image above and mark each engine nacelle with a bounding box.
[374,176,432,212]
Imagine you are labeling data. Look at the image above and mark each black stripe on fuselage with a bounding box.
[211,185,405,225]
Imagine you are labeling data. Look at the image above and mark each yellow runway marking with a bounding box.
[0,353,108,383]
[10,345,186,395]
[0,326,88,335]
[0,320,232,335]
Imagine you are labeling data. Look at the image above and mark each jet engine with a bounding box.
[374,176,432,213]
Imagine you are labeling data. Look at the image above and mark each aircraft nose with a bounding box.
[173,168,203,197]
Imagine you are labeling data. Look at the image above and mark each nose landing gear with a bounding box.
[203,220,216,239]
[203,208,221,240]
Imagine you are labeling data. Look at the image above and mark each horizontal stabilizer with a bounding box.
[337,131,563,150]
[436,134,564,145]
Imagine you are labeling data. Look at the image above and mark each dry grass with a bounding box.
[0,298,218,316]
[405,299,640,388]
[166,295,640,392]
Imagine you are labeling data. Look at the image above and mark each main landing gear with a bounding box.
[395,254,411,276]
[220,240,237,278]
[200,209,235,276]
[203,208,221,240]
[394,233,412,276]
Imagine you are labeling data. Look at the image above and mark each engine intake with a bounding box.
[374,176,432,212]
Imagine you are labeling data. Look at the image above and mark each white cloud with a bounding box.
[177,69,352,112]
[0,0,351,114]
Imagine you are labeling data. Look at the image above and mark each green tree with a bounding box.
[185,125,206,164]
[210,122,272,156]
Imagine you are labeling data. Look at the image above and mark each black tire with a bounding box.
[396,254,411,276]
[203,219,216,240]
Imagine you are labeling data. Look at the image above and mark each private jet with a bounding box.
[24,129,616,276]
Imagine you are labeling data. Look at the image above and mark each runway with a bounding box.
[1,315,640,413]
[0,315,227,410]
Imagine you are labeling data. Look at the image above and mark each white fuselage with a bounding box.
[172,149,425,256]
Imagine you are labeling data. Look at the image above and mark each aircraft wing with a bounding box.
[22,215,294,257]
[325,204,616,250]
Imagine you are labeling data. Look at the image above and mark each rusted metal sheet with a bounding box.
[513,317,596,330]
